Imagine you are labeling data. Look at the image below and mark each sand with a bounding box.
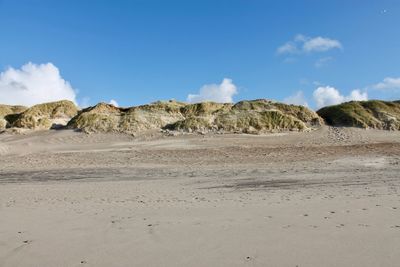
[0,126,400,267]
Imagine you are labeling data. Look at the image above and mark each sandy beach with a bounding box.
[1,127,400,267]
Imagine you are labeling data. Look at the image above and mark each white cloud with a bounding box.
[313,86,343,108]
[0,62,76,106]
[277,43,298,55]
[187,78,237,103]
[294,34,307,42]
[283,91,308,107]
[303,37,342,52]
[373,77,400,91]
[109,99,119,107]
[347,89,368,102]
[277,34,342,55]
[313,86,368,108]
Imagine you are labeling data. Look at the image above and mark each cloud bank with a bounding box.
[0,62,77,106]
[313,86,367,108]
[283,91,308,107]
[187,78,237,103]
[277,34,342,55]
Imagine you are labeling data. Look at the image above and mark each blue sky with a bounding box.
[0,0,399,108]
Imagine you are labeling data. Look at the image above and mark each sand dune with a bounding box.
[0,127,400,266]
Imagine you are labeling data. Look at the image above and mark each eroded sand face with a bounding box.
[0,127,399,267]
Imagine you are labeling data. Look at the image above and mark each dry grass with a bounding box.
[0,105,27,129]
[68,99,321,134]
[12,100,78,129]
[317,100,400,130]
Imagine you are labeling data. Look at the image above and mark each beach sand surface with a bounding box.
[1,126,399,267]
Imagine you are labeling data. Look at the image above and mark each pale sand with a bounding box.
[0,127,400,267]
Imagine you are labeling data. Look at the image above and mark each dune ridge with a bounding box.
[2,99,400,134]
[317,100,400,130]
[67,99,322,134]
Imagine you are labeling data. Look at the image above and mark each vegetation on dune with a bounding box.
[180,102,232,117]
[166,99,319,134]
[141,100,187,113]
[67,103,122,133]
[317,100,400,130]
[5,98,400,134]
[0,105,27,117]
[165,116,215,132]
[67,99,321,134]
[273,103,323,126]
[214,110,306,133]
[67,101,186,134]
[232,99,276,112]
[0,105,27,129]
[12,100,78,129]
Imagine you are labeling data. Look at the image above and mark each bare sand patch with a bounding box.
[0,127,400,266]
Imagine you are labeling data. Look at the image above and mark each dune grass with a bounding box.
[317,100,400,130]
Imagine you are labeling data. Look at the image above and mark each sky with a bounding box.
[0,0,399,109]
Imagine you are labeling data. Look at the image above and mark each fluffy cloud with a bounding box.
[0,62,76,106]
[277,34,342,55]
[187,78,237,103]
[347,89,368,101]
[313,86,344,108]
[283,91,308,107]
[303,37,342,52]
[109,99,119,107]
[313,86,368,108]
[373,77,400,91]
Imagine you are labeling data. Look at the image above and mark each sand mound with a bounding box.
[67,101,186,134]
[68,99,322,134]
[11,100,78,130]
[317,100,400,130]
[0,105,27,129]
[168,100,322,133]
